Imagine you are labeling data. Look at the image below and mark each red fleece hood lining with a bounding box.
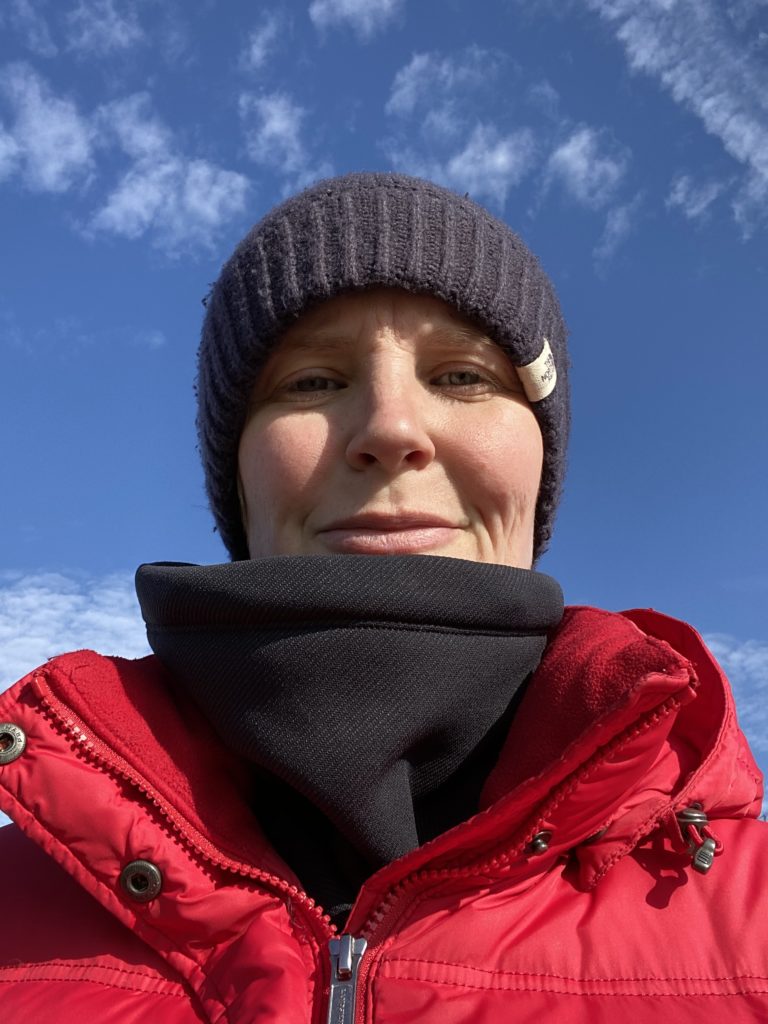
[481,607,697,807]
[40,653,282,875]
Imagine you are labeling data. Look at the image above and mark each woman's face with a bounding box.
[238,288,543,568]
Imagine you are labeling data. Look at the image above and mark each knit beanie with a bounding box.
[197,172,570,562]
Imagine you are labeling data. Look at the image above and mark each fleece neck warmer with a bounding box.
[135,555,563,922]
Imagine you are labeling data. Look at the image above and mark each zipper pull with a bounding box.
[327,935,367,1024]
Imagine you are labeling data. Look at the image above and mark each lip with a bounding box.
[317,513,461,554]
[320,512,457,531]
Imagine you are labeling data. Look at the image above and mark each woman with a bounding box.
[0,173,765,1022]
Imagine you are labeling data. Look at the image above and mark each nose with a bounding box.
[345,373,436,475]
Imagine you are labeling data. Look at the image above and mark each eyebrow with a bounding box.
[279,323,500,355]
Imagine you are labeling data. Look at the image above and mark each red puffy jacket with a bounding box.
[0,605,766,1023]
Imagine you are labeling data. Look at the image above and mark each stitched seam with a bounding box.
[0,960,176,982]
[383,958,768,983]
[735,752,762,787]
[0,974,187,997]
[386,973,768,997]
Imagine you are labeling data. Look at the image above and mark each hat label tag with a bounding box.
[517,338,556,402]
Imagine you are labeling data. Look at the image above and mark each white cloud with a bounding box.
[666,173,726,220]
[134,328,165,349]
[0,571,149,693]
[384,48,534,207]
[386,49,491,118]
[527,79,561,119]
[0,124,21,182]
[65,0,144,56]
[0,62,94,192]
[97,93,172,161]
[546,126,628,208]
[309,0,402,39]
[240,91,307,173]
[241,12,281,71]
[87,93,250,254]
[5,0,58,57]
[593,193,642,265]
[582,0,768,233]
[388,124,537,208]
[726,0,768,32]
[705,633,768,756]
[90,154,249,253]
[385,48,507,148]
[446,125,537,206]
[0,74,247,254]
[0,306,167,354]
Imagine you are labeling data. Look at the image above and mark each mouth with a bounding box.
[317,513,461,554]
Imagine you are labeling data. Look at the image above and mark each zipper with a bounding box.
[326,935,368,1024]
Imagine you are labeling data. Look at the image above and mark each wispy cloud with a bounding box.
[0,68,248,254]
[724,0,768,33]
[384,48,536,207]
[666,174,726,221]
[0,125,21,183]
[0,571,149,693]
[241,12,282,71]
[527,79,561,120]
[309,0,403,39]
[0,304,167,355]
[388,125,537,208]
[545,125,629,209]
[0,62,94,192]
[705,633,768,756]
[385,48,507,144]
[239,90,332,191]
[64,0,145,56]
[89,94,250,253]
[240,91,306,172]
[582,0,768,234]
[88,94,250,253]
[593,192,642,266]
[4,0,58,58]
[386,49,492,123]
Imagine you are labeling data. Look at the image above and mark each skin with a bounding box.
[237,287,543,569]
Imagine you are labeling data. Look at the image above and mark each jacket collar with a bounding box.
[0,606,761,910]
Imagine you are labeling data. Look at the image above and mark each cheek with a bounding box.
[449,407,543,516]
[238,414,332,519]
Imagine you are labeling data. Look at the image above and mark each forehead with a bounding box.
[277,287,497,351]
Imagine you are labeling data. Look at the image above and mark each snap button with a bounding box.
[119,860,163,902]
[528,830,553,855]
[0,723,26,765]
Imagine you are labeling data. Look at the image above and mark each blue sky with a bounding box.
[1,0,767,789]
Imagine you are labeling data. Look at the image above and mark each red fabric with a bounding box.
[0,606,765,1023]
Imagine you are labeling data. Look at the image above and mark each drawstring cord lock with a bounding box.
[669,804,722,875]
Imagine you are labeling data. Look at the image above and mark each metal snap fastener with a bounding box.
[119,860,163,902]
[0,724,26,765]
[528,830,553,855]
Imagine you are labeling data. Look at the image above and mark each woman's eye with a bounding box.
[435,370,490,387]
[287,376,343,392]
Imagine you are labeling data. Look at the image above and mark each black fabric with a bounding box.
[136,555,564,923]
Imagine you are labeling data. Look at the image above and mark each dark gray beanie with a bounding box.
[197,171,569,562]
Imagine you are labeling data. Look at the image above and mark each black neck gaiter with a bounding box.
[136,555,563,923]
